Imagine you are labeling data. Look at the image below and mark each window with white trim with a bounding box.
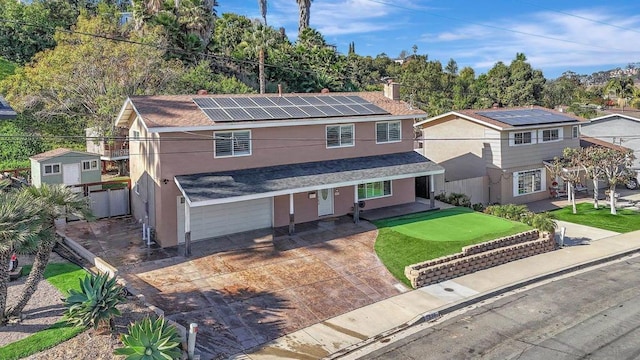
[357,180,391,199]
[132,130,140,140]
[134,181,140,195]
[326,124,354,148]
[509,131,535,146]
[82,159,99,171]
[572,125,579,139]
[540,128,562,142]
[43,163,61,175]
[214,130,251,157]
[376,121,401,143]
[514,168,545,196]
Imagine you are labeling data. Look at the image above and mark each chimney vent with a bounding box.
[278,84,282,97]
[384,82,400,101]
[197,89,208,95]
[321,88,330,93]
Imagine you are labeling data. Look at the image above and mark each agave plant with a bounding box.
[114,316,183,360]
[63,272,126,329]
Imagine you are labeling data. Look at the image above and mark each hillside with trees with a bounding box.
[0,0,639,169]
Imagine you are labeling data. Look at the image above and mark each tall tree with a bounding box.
[598,147,635,214]
[6,184,93,319]
[545,148,583,214]
[258,0,267,26]
[0,190,42,324]
[579,146,607,209]
[296,0,312,37]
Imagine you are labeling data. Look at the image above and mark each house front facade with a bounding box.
[415,107,586,205]
[115,87,445,247]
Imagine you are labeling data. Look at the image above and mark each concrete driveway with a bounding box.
[118,217,406,359]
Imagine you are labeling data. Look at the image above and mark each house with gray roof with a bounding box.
[415,106,587,205]
[114,84,445,248]
[30,148,102,188]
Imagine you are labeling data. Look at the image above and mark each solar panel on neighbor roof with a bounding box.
[193,95,389,122]
[476,109,579,126]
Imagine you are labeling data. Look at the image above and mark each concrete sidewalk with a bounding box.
[234,223,640,360]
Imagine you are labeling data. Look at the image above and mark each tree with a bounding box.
[296,0,312,37]
[596,148,635,214]
[578,146,607,209]
[258,0,267,26]
[545,148,583,214]
[6,184,93,319]
[0,190,42,324]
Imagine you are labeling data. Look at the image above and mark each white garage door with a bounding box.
[188,197,273,241]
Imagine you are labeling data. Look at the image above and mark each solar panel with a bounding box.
[264,107,291,119]
[213,97,240,108]
[476,109,579,126]
[244,107,272,119]
[282,107,311,118]
[225,108,252,121]
[203,108,232,121]
[194,94,391,122]
[332,104,359,115]
[193,98,219,108]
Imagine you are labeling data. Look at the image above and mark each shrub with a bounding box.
[484,205,556,233]
[63,272,126,330]
[114,316,183,360]
[471,203,485,212]
[436,192,472,207]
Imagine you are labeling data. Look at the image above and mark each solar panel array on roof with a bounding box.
[475,109,579,127]
[193,95,389,122]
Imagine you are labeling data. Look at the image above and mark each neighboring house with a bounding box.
[30,148,102,188]
[581,113,640,187]
[114,85,445,248]
[85,127,129,175]
[0,95,17,120]
[415,106,586,205]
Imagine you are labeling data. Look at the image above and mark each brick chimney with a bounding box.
[197,89,208,95]
[383,82,400,101]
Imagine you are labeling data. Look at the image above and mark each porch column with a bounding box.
[288,193,295,235]
[353,185,360,223]
[184,202,191,257]
[429,175,435,209]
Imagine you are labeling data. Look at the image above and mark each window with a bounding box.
[43,163,61,175]
[540,128,562,142]
[358,180,391,199]
[376,121,401,143]
[214,130,251,158]
[326,124,354,148]
[572,126,579,139]
[134,181,140,195]
[510,131,535,146]
[82,160,98,171]
[514,169,544,196]
[132,130,140,140]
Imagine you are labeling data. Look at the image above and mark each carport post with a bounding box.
[184,201,192,257]
[429,175,435,209]
[288,193,295,235]
[353,185,359,223]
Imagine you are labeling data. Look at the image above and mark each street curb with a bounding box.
[327,246,640,359]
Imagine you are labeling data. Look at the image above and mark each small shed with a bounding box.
[30,148,102,188]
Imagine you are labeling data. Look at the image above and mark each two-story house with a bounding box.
[114,86,445,247]
[415,106,586,205]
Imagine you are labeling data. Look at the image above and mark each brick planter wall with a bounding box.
[405,230,556,288]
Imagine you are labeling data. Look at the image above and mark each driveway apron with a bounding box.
[119,217,406,358]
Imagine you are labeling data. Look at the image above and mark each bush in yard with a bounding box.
[63,272,126,330]
[114,316,183,360]
[435,192,472,207]
[484,204,528,221]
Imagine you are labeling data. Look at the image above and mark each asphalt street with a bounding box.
[364,254,640,360]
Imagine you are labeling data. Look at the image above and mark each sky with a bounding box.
[218,0,640,79]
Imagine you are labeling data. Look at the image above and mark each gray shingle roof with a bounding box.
[176,152,444,204]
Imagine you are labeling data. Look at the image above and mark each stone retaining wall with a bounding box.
[405,230,555,288]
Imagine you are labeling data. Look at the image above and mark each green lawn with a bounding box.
[374,207,532,285]
[0,263,87,360]
[552,202,640,233]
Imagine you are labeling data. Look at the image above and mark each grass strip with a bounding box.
[374,207,531,286]
[0,263,87,359]
[551,202,640,233]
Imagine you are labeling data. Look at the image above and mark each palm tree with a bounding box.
[6,185,93,319]
[258,0,267,26]
[0,191,42,324]
[296,0,312,37]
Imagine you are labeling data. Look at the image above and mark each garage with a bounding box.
[178,197,273,243]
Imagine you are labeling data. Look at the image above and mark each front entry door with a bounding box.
[63,163,81,185]
[317,188,334,216]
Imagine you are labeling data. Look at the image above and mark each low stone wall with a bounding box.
[405,230,555,288]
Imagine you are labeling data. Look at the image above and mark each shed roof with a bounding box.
[30,148,100,161]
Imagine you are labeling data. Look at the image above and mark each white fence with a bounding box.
[443,176,488,205]
[89,188,130,218]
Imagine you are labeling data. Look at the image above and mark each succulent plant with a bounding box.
[63,271,125,329]
[114,316,183,360]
